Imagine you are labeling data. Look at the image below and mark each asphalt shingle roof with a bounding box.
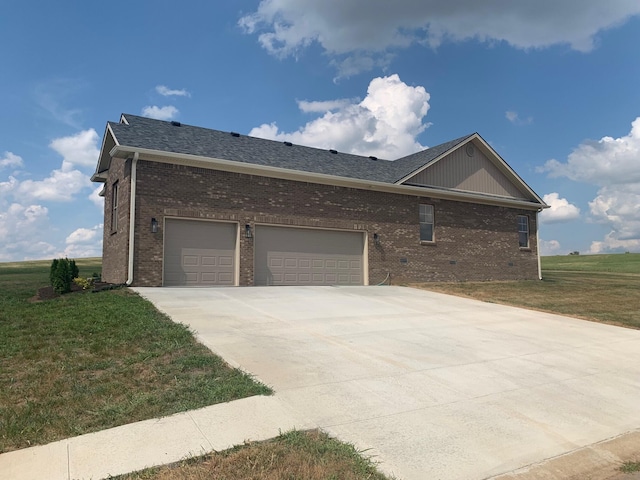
[110,114,474,184]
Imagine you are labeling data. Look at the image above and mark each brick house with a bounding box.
[91,114,548,287]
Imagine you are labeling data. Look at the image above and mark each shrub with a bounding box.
[73,277,94,290]
[70,259,79,279]
[49,258,59,285]
[50,258,77,294]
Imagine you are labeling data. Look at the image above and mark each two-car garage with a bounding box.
[162,219,366,287]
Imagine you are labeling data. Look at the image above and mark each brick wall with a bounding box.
[100,157,131,284]
[119,159,539,286]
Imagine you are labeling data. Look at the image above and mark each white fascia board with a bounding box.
[111,145,545,211]
[92,124,119,183]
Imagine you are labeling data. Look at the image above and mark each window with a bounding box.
[419,204,434,242]
[518,215,529,248]
[111,181,118,233]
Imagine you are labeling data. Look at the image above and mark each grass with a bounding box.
[410,253,640,330]
[0,258,271,453]
[542,252,640,274]
[112,429,392,480]
[620,460,640,474]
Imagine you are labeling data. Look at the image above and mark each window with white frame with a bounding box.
[419,204,434,242]
[111,181,118,233]
[518,215,529,248]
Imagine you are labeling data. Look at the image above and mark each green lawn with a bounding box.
[541,252,640,274]
[0,258,271,453]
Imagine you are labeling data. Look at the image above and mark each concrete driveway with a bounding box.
[133,286,640,480]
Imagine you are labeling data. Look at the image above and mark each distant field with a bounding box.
[541,252,640,274]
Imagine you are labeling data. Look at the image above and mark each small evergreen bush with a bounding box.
[70,259,79,279]
[50,258,77,294]
[49,258,59,285]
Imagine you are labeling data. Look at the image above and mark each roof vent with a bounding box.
[465,143,475,157]
[284,141,293,146]
[170,121,181,127]
[369,156,378,161]
[329,149,338,154]
[230,131,240,137]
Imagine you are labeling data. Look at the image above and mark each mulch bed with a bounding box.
[31,282,118,302]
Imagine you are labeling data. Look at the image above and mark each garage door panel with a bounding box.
[184,272,198,283]
[299,259,311,268]
[255,226,364,286]
[218,272,234,283]
[201,256,217,266]
[270,258,283,268]
[164,219,236,286]
[201,272,216,282]
[219,256,233,266]
[183,255,199,266]
[284,258,297,268]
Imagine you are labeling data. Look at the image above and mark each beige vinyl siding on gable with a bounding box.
[403,146,528,199]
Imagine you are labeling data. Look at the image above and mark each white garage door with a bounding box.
[164,219,236,286]
[255,226,365,286]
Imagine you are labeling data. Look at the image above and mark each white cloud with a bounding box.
[588,184,640,249]
[89,185,104,208]
[240,0,640,75]
[539,193,580,224]
[0,152,23,169]
[505,110,533,125]
[0,128,101,261]
[142,105,179,121]
[17,168,92,202]
[539,239,562,256]
[0,176,18,197]
[1,130,97,204]
[49,129,100,170]
[590,233,640,254]
[250,74,430,159]
[156,85,191,97]
[505,111,518,123]
[65,225,99,244]
[540,117,640,185]
[540,117,640,253]
[63,224,103,258]
[0,202,57,262]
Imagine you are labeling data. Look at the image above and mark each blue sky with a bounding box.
[1,1,640,261]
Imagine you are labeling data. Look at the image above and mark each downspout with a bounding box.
[126,152,139,285]
[536,209,542,280]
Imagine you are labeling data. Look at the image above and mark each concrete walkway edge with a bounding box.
[0,395,312,480]
[489,428,640,480]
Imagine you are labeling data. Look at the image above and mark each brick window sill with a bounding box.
[519,247,532,252]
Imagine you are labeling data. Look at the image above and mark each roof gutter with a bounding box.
[109,145,548,211]
[126,152,139,286]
